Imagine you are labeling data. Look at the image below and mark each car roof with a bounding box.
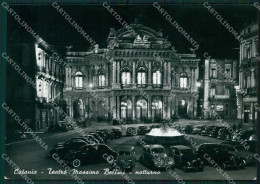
[170,145,191,150]
[147,144,165,149]
[118,146,134,151]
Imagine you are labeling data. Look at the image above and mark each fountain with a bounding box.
[144,125,189,147]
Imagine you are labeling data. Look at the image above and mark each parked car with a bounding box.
[111,128,122,139]
[201,125,216,136]
[114,146,136,172]
[219,142,256,166]
[137,126,149,135]
[196,143,245,170]
[248,134,256,141]
[169,145,204,172]
[89,132,105,143]
[226,129,244,141]
[191,125,205,135]
[232,130,255,142]
[217,128,231,139]
[139,144,175,170]
[182,125,193,134]
[245,140,257,153]
[95,130,109,142]
[209,126,225,138]
[64,144,117,167]
[126,127,137,136]
[49,139,88,159]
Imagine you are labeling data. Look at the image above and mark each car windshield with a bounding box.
[181,149,196,158]
[151,148,165,154]
[118,151,131,155]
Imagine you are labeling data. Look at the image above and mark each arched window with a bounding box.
[98,74,105,87]
[136,99,147,120]
[152,99,162,120]
[180,73,188,89]
[121,71,131,85]
[153,70,162,86]
[120,100,132,119]
[75,71,83,89]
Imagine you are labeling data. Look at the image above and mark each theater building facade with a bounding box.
[64,22,200,123]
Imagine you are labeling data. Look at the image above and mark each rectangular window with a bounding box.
[122,72,131,85]
[210,68,217,78]
[75,76,83,88]
[153,71,162,85]
[180,77,187,88]
[98,75,105,87]
[210,87,215,97]
[137,72,146,85]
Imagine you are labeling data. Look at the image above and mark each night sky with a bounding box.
[7,3,258,60]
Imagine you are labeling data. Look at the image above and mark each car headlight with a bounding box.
[166,157,174,164]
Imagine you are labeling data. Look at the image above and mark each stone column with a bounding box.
[163,62,167,85]
[167,96,171,119]
[148,61,152,88]
[117,96,120,119]
[163,96,167,119]
[112,96,117,119]
[132,96,136,120]
[132,61,136,86]
[117,61,120,84]
[148,95,152,119]
[167,62,171,84]
[89,66,93,86]
[112,61,116,85]
[105,64,109,86]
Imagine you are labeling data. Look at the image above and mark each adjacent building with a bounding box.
[6,36,66,134]
[237,23,258,125]
[203,59,238,119]
[64,21,200,124]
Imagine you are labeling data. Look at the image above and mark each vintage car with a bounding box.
[49,139,88,159]
[140,144,175,170]
[209,126,225,138]
[137,126,149,135]
[191,125,206,135]
[64,144,117,167]
[111,128,123,139]
[181,125,193,134]
[201,125,216,136]
[217,128,231,139]
[88,132,105,143]
[196,143,245,170]
[126,127,137,136]
[231,130,255,142]
[169,145,204,172]
[114,146,136,172]
[219,142,256,166]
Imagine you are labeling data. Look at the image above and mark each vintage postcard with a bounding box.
[1,0,259,183]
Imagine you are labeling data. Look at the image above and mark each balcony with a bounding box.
[209,95,230,101]
[137,84,148,88]
[121,84,133,88]
[152,84,163,88]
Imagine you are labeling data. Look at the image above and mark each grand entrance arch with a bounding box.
[73,99,84,118]
[136,99,147,121]
[152,98,163,121]
[178,100,188,118]
[97,101,106,121]
[120,99,132,119]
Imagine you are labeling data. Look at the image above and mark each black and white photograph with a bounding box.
[0,0,259,183]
